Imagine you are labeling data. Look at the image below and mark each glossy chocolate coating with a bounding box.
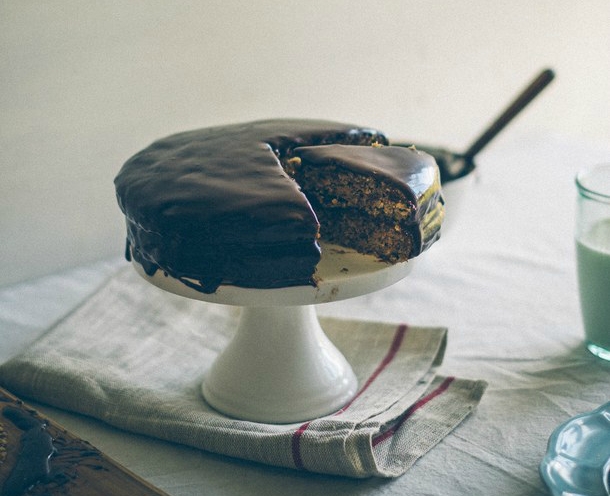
[115,119,442,293]
[116,120,384,240]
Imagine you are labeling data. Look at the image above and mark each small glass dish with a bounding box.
[540,401,610,496]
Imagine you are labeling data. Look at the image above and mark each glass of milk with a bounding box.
[575,163,610,360]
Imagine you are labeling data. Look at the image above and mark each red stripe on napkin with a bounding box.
[291,324,409,470]
[290,421,312,470]
[371,376,455,447]
[335,323,408,414]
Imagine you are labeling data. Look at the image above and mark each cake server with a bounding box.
[394,67,556,183]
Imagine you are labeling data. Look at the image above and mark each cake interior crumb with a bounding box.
[286,162,415,262]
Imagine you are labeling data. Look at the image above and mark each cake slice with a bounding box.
[287,143,443,263]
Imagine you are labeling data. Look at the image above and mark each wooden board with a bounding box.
[0,386,170,496]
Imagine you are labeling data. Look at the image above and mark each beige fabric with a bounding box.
[0,267,486,478]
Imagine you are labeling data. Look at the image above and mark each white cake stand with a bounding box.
[132,242,414,423]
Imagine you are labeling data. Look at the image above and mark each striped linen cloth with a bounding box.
[0,267,486,478]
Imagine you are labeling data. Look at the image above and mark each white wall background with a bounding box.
[2,0,609,286]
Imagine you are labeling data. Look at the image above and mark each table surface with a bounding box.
[1,132,609,495]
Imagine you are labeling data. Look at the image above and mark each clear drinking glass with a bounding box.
[575,164,610,360]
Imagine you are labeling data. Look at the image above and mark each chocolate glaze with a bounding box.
[115,119,442,293]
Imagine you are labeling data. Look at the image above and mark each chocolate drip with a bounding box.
[124,240,132,262]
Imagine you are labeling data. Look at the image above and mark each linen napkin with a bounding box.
[0,267,486,478]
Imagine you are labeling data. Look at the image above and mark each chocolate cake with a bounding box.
[114,119,444,293]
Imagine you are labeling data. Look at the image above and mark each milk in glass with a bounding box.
[577,218,610,355]
[575,164,610,360]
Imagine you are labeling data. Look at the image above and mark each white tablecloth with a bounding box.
[1,132,609,495]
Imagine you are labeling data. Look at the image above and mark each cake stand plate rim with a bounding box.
[131,242,415,307]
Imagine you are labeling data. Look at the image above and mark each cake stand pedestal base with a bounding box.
[132,242,414,424]
[202,305,357,423]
